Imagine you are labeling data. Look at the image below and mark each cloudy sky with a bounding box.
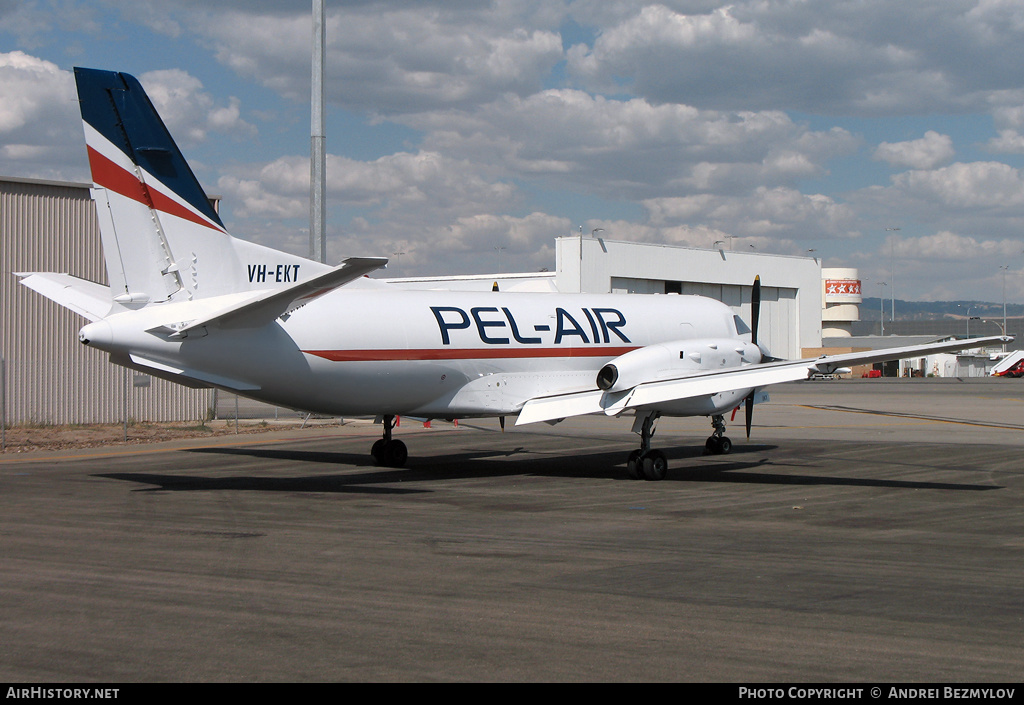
[3,0,1024,305]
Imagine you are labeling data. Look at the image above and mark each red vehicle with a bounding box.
[991,351,1024,378]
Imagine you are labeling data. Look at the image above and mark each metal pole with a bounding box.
[1,357,6,452]
[886,228,900,325]
[879,282,886,336]
[123,367,129,442]
[1002,265,1009,350]
[310,0,327,263]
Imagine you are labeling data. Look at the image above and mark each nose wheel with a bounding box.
[626,413,668,481]
[371,415,408,467]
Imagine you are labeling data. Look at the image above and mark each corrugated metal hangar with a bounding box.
[4,174,851,425]
[2,176,211,425]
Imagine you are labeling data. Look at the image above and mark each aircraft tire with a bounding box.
[719,436,732,455]
[641,450,668,481]
[626,450,643,479]
[371,439,385,462]
[383,439,408,468]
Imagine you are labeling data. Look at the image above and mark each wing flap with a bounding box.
[516,359,813,425]
[516,335,1013,426]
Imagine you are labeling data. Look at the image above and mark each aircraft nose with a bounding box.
[79,320,113,350]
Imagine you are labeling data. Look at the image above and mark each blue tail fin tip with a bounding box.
[74,67,225,229]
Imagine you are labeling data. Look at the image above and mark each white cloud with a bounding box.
[644,187,857,240]
[874,131,955,170]
[139,69,256,145]
[987,130,1024,154]
[890,162,1024,210]
[567,1,1024,115]
[892,230,1024,261]
[0,51,84,180]
[408,90,858,199]
[182,5,565,113]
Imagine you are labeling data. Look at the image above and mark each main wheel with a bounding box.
[641,450,668,481]
[626,449,643,479]
[382,439,408,468]
[372,439,408,467]
[371,438,385,462]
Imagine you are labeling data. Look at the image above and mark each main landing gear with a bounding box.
[625,412,736,480]
[626,413,668,481]
[371,414,408,467]
[704,414,733,455]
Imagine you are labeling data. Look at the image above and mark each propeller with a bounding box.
[744,276,761,438]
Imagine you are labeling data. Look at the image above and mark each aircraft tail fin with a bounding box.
[74,67,323,308]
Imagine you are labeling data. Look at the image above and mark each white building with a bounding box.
[392,235,829,360]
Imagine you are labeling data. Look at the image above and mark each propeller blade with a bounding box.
[750,275,761,345]
[745,391,754,438]
[747,275,761,439]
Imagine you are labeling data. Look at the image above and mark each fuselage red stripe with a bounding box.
[87,146,224,233]
[304,346,640,362]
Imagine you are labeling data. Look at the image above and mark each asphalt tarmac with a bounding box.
[2,379,1022,682]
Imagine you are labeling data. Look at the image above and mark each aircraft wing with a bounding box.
[168,256,387,336]
[516,335,1012,425]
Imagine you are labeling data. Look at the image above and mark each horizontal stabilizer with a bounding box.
[167,256,387,336]
[17,273,111,321]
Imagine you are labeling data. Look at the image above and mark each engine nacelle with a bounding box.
[596,338,762,392]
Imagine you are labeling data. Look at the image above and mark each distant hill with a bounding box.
[860,298,1024,321]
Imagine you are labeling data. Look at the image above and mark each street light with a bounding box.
[983,319,1006,336]
[968,316,980,338]
[886,227,900,325]
[878,281,887,335]
[1000,265,1009,349]
[958,304,975,338]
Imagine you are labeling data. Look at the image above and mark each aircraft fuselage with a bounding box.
[81,289,758,418]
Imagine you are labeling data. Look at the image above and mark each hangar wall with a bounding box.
[554,236,822,360]
[1,176,212,425]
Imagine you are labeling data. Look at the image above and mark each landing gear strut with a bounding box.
[704,414,732,455]
[626,412,668,481]
[371,415,408,467]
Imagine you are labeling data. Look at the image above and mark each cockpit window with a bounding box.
[733,315,751,336]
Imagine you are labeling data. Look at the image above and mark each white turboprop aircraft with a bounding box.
[19,68,1012,480]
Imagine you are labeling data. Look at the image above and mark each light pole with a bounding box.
[1000,265,1009,349]
[983,319,1006,336]
[494,246,506,272]
[878,281,887,335]
[968,316,980,338]
[886,227,900,325]
[958,304,975,338]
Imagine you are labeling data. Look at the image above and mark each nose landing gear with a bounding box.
[704,414,732,455]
